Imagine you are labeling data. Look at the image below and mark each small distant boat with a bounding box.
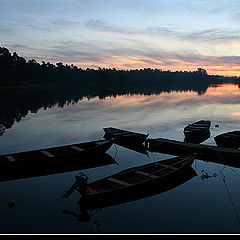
[184,120,211,142]
[0,139,114,172]
[214,131,240,148]
[103,127,149,145]
[77,153,197,209]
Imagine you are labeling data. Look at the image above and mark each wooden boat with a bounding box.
[77,153,197,210]
[103,127,149,145]
[214,131,240,148]
[63,166,197,221]
[184,120,211,141]
[0,139,114,173]
[147,137,240,168]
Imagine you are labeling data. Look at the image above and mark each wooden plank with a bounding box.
[107,177,132,187]
[71,145,84,152]
[135,170,158,179]
[40,150,55,157]
[6,155,16,162]
[158,163,178,170]
[147,137,240,168]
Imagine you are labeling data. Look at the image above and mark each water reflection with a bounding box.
[0,153,116,182]
[1,82,240,232]
[1,83,239,136]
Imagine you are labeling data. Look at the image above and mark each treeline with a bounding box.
[0,46,239,86]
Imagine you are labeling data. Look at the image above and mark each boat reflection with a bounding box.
[0,153,116,182]
[103,127,149,156]
[62,164,197,222]
[114,140,149,156]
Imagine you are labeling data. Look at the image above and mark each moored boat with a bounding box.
[184,120,211,142]
[63,165,197,221]
[75,153,197,210]
[0,139,114,172]
[214,131,240,148]
[103,127,149,145]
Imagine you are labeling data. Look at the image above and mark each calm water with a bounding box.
[1,83,240,233]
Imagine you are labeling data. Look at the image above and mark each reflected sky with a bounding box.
[1,83,240,154]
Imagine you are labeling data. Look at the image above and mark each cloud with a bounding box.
[85,18,240,45]
[51,18,80,31]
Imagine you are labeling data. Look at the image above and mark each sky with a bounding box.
[1,0,240,76]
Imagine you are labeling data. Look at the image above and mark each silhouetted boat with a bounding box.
[0,139,114,179]
[214,131,240,148]
[63,165,197,221]
[147,137,240,168]
[184,120,211,141]
[76,154,197,210]
[103,127,149,145]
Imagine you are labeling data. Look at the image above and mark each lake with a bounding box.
[1,83,240,233]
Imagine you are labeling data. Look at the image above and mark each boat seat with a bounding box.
[155,162,178,170]
[107,177,132,187]
[40,150,55,157]
[135,170,158,179]
[71,145,84,152]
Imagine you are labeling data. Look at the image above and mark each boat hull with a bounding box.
[184,120,211,142]
[0,139,113,176]
[80,155,196,210]
[214,131,240,148]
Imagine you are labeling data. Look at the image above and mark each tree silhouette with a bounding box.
[0,46,238,87]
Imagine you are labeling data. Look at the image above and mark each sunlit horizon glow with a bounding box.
[81,83,240,106]
[1,0,240,76]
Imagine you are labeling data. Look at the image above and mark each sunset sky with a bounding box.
[1,0,240,76]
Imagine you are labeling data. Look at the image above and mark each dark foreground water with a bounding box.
[1,83,240,233]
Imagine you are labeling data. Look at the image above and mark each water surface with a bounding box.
[1,83,240,233]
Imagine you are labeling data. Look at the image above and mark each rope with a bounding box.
[113,143,118,158]
[216,152,240,180]
[216,164,240,226]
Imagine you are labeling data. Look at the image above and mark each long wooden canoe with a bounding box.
[147,137,240,168]
[0,139,113,172]
[63,165,197,222]
[77,153,196,210]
